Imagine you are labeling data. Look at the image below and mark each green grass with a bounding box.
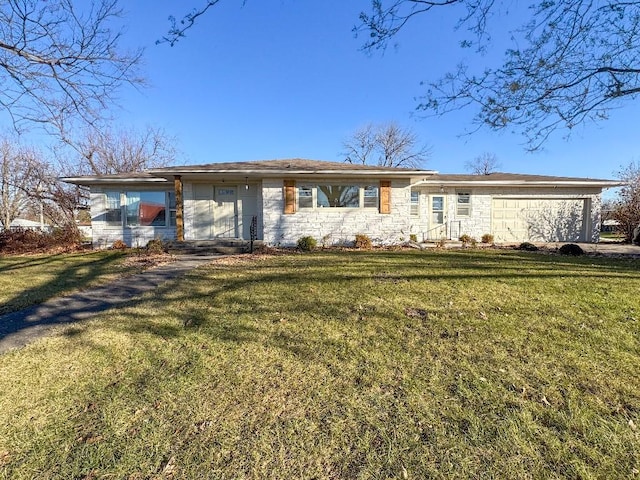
[0,249,639,478]
[0,250,136,314]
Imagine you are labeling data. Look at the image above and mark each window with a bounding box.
[457,191,471,216]
[432,196,445,224]
[105,191,121,225]
[410,191,420,216]
[363,186,379,208]
[317,185,360,208]
[168,191,177,227]
[298,186,313,209]
[105,191,176,226]
[126,191,167,226]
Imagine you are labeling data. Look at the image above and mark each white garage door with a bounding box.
[492,198,588,242]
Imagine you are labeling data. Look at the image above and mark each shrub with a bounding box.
[409,234,418,243]
[112,239,128,250]
[146,238,167,255]
[0,225,83,254]
[558,243,584,256]
[481,233,494,244]
[354,234,372,250]
[517,242,538,251]
[459,234,474,245]
[297,236,317,251]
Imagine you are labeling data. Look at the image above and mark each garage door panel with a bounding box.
[492,198,586,242]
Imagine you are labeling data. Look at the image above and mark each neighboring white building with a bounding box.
[62,159,620,248]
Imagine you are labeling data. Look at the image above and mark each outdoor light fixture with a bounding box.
[245,177,249,190]
[440,185,445,193]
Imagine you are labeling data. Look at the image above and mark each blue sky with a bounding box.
[48,2,640,194]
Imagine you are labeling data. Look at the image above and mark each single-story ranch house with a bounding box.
[62,159,619,248]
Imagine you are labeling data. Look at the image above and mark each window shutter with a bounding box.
[284,180,296,214]
[379,180,391,214]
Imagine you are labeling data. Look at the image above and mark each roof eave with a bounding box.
[414,180,622,188]
[60,177,170,185]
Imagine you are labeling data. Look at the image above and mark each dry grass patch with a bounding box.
[0,250,639,478]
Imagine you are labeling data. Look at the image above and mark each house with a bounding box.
[61,159,620,248]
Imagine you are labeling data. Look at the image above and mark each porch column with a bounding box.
[174,175,184,241]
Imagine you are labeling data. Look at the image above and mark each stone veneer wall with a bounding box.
[261,179,425,246]
[411,186,602,243]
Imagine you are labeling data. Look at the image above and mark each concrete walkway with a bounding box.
[0,254,220,354]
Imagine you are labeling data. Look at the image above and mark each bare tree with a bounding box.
[612,161,640,242]
[0,0,143,135]
[342,124,377,165]
[465,152,501,175]
[64,126,177,175]
[165,1,640,150]
[357,1,640,150]
[342,122,430,168]
[0,138,48,229]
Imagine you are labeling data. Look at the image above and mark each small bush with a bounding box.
[297,236,317,252]
[481,233,494,244]
[409,234,418,243]
[112,239,128,250]
[517,242,538,251]
[558,243,584,256]
[459,234,474,245]
[354,234,372,250]
[146,238,167,255]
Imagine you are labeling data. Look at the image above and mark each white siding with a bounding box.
[90,185,176,249]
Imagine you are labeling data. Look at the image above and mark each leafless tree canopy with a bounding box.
[357,1,640,150]
[342,122,430,168]
[465,152,501,175]
[165,1,640,150]
[64,126,177,175]
[0,0,143,135]
[612,161,640,241]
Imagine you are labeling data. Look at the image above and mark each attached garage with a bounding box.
[492,198,590,242]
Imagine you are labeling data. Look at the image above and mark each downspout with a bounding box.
[174,175,184,242]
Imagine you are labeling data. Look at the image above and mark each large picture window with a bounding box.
[292,183,390,211]
[104,191,173,227]
[317,185,359,208]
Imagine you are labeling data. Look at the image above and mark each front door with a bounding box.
[213,186,238,238]
[429,195,447,239]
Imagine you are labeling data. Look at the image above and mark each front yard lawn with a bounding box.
[0,249,638,478]
[0,250,141,315]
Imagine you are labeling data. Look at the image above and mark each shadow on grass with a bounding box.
[3,249,639,355]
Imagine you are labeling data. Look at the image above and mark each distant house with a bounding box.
[2,218,51,232]
[61,159,620,248]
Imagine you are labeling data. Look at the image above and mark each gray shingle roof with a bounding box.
[149,158,433,174]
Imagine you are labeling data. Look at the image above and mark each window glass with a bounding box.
[363,186,379,208]
[105,191,121,225]
[431,195,444,224]
[410,191,419,216]
[317,185,359,208]
[298,186,313,209]
[126,191,167,226]
[457,192,471,216]
[168,191,177,227]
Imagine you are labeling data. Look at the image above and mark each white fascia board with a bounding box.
[412,180,622,188]
[60,176,169,185]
